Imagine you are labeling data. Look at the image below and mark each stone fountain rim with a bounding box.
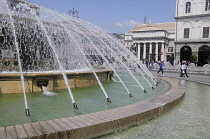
[0,77,186,138]
[0,66,112,77]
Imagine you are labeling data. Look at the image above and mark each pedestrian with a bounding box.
[182,63,189,77]
[157,61,163,74]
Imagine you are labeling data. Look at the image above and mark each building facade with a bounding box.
[125,0,210,65]
[125,22,175,63]
[175,0,210,66]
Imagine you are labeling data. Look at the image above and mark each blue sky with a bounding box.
[27,0,176,33]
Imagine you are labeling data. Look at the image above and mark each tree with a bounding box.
[190,55,197,63]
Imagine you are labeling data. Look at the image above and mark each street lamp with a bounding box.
[68,8,79,18]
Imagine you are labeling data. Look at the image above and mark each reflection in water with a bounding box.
[181,79,186,86]
[97,79,210,138]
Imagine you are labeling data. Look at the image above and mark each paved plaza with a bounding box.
[99,67,210,138]
[151,66,210,85]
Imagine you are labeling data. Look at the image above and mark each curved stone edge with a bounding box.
[0,77,185,139]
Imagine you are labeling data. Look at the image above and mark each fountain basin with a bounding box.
[0,66,113,94]
[0,77,185,138]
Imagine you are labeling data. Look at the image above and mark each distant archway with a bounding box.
[198,45,210,66]
[180,46,192,62]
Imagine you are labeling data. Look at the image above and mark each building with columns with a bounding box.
[175,0,210,66]
[125,0,210,65]
[125,22,175,63]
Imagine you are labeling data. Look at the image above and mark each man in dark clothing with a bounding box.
[157,61,163,74]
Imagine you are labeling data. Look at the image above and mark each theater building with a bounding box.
[125,22,175,63]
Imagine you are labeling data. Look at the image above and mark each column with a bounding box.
[149,43,152,61]
[161,43,164,61]
[137,43,140,60]
[155,43,158,61]
[143,43,146,59]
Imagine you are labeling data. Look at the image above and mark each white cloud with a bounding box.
[115,22,124,27]
[115,20,141,28]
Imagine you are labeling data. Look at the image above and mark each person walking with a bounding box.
[182,63,189,77]
[157,61,163,75]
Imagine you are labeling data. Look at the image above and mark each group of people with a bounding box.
[156,61,189,78]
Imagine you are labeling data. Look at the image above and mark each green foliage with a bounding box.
[190,55,197,62]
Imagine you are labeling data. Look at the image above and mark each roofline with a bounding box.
[174,13,210,20]
[128,22,176,33]
[132,29,166,33]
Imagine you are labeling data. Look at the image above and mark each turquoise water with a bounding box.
[0,73,171,127]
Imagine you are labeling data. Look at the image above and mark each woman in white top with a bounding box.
[181,63,189,77]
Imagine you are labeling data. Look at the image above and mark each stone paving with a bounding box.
[99,69,210,138]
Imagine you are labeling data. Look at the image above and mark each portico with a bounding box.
[125,22,175,63]
[134,41,166,62]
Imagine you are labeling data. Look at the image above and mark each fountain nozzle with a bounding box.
[107,98,111,103]
[73,103,79,109]
[25,108,30,116]
[144,90,147,93]
[152,87,155,89]
[129,94,133,97]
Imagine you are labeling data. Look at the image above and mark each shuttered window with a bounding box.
[203,27,209,38]
[205,0,210,11]
[185,2,191,13]
[184,28,190,38]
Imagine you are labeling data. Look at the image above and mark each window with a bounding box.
[185,2,191,13]
[203,27,209,38]
[205,0,210,11]
[168,47,173,52]
[184,28,190,38]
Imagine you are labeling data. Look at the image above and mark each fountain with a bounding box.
[0,1,185,138]
[188,63,196,72]
[164,61,172,71]
[153,63,159,70]
[0,0,156,116]
[203,64,210,73]
[176,64,181,72]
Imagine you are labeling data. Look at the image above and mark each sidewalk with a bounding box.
[151,65,210,74]
[150,69,210,86]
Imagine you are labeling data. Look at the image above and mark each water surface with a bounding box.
[0,73,170,127]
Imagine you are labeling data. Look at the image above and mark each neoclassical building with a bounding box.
[175,0,210,66]
[125,22,175,63]
[125,0,210,65]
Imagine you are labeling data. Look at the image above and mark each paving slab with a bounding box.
[0,127,6,139]
[23,123,38,139]
[15,125,28,139]
[6,126,17,139]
